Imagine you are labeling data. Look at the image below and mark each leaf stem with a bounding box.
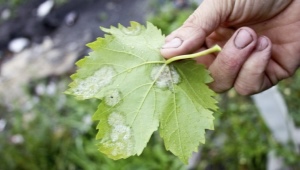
[165,45,222,64]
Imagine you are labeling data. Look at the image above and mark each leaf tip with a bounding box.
[100,26,110,33]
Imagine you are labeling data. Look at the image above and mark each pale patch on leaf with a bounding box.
[101,112,134,158]
[66,21,219,164]
[104,89,121,107]
[67,66,116,100]
[151,65,181,90]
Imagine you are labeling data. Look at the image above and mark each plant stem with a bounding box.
[165,45,222,64]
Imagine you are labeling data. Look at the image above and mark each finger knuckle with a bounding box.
[283,67,295,78]
[209,79,233,93]
[234,82,259,96]
[219,52,240,71]
[184,13,200,27]
[182,13,205,35]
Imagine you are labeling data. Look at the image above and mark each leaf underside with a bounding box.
[65,21,218,164]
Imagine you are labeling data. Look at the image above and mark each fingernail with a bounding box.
[256,36,269,51]
[234,29,253,49]
[162,37,183,49]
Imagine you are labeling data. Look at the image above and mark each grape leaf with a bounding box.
[65,21,218,164]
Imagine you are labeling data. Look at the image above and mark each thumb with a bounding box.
[161,1,230,58]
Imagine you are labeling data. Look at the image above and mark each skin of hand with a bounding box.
[161,0,300,95]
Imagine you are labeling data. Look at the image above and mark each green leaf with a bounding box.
[158,61,215,163]
[65,21,219,164]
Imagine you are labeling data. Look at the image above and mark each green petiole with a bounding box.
[165,45,222,64]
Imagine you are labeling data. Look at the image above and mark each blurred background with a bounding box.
[0,0,299,169]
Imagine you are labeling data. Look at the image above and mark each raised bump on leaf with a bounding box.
[104,89,121,107]
[102,112,134,158]
[151,65,181,89]
[72,66,116,99]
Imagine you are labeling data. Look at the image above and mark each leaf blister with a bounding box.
[104,112,135,158]
[104,89,121,107]
[70,66,116,99]
[150,64,181,90]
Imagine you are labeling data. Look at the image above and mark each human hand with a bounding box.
[161,0,300,95]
